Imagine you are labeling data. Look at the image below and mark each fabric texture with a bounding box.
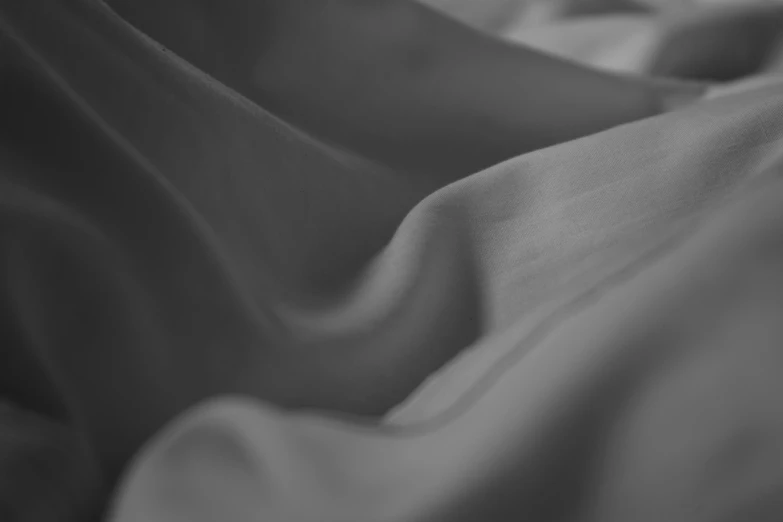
[3,1,783,521]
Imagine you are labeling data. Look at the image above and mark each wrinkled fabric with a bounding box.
[422,0,782,33]
[428,0,783,74]
[1,0,481,474]
[3,1,783,521]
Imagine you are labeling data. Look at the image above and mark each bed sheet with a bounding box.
[2,1,783,521]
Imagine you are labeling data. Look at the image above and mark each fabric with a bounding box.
[499,2,783,75]
[421,0,781,33]
[3,1,783,521]
[0,402,102,521]
[425,0,783,75]
[420,0,650,32]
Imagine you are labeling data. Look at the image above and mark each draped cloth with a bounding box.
[3,1,783,521]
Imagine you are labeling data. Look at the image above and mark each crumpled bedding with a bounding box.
[424,0,783,74]
[3,1,783,521]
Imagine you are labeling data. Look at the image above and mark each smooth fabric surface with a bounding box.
[3,1,783,521]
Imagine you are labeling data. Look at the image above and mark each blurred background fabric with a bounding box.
[423,0,783,74]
